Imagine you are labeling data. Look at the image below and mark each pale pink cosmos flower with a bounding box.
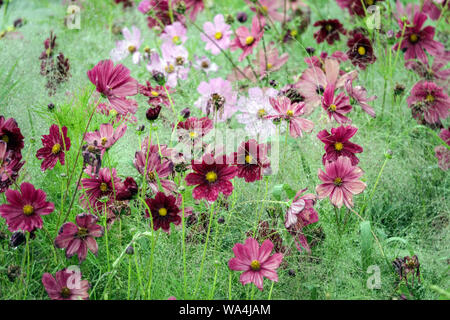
[322,84,352,124]
[201,14,232,55]
[252,42,289,79]
[316,156,366,209]
[160,22,187,46]
[195,77,237,122]
[345,78,376,118]
[245,0,284,21]
[138,0,151,13]
[267,96,314,138]
[393,0,420,22]
[228,237,283,291]
[84,123,127,156]
[230,15,265,62]
[110,26,142,64]
[193,55,219,75]
[236,87,278,141]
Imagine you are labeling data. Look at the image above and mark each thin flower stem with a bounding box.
[127,256,132,300]
[209,264,219,299]
[20,231,30,299]
[360,156,389,216]
[103,202,111,273]
[145,230,159,299]
[168,0,174,24]
[228,271,232,300]
[268,281,275,300]
[181,193,188,299]
[60,164,84,225]
[334,206,341,234]
[252,178,269,238]
[250,284,256,300]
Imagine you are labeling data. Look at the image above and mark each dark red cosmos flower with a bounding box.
[145,192,181,233]
[313,19,346,45]
[231,140,270,183]
[0,115,24,160]
[0,182,54,232]
[42,268,90,300]
[185,153,237,202]
[317,125,363,166]
[116,177,138,201]
[0,141,24,194]
[346,32,376,70]
[55,213,104,263]
[36,124,71,172]
[336,0,384,17]
[139,81,172,108]
[393,12,444,64]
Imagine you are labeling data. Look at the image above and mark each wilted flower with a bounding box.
[134,151,176,195]
[84,123,127,157]
[0,116,25,160]
[0,141,24,194]
[406,81,449,124]
[392,255,421,286]
[345,78,376,117]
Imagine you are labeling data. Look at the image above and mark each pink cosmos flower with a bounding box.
[406,81,449,124]
[317,125,363,166]
[236,87,278,141]
[193,55,219,75]
[285,188,318,252]
[231,139,271,183]
[84,123,127,156]
[435,128,450,170]
[230,15,265,62]
[177,116,213,146]
[42,268,90,300]
[267,96,315,138]
[185,153,237,202]
[423,0,447,20]
[0,115,25,160]
[304,51,348,69]
[405,51,450,89]
[201,14,232,55]
[139,81,173,108]
[252,42,289,79]
[96,103,137,123]
[110,26,142,64]
[134,151,176,195]
[87,60,138,115]
[185,0,205,21]
[316,157,366,208]
[393,12,444,65]
[138,0,151,13]
[245,0,284,21]
[345,78,376,117]
[336,0,385,17]
[228,237,283,291]
[322,84,352,124]
[55,213,104,263]
[0,182,54,232]
[160,22,188,46]
[36,124,71,172]
[195,77,237,122]
[0,141,24,193]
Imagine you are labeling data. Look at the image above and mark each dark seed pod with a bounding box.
[9,231,26,248]
[125,245,134,255]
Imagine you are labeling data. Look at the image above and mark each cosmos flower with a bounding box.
[87,60,138,115]
[245,0,284,21]
[36,124,71,172]
[304,51,348,69]
[316,157,366,208]
[139,81,173,108]
[134,151,176,195]
[115,176,139,201]
[193,55,219,75]
[0,182,54,232]
[252,42,289,79]
[0,141,24,193]
[313,19,346,45]
[393,12,444,65]
[405,51,450,89]
[42,268,90,300]
[267,96,315,138]
[336,0,384,17]
[228,237,283,291]
[185,153,237,202]
[195,77,237,122]
[177,116,213,146]
[231,139,271,183]
[393,0,420,22]
[406,81,449,124]
[110,26,142,64]
[317,125,363,166]
[435,128,450,171]
[138,0,151,13]
[322,84,352,124]
[346,32,376,70]
[84,123,126,157]
[140,0,185,29]
[236,87,278,141]
[55,213,104,263]
[201,14,232,55]
[185,0,205,21]
[422,0,448,20]
[160,22,188,47]
[0,115,24,160]
[145,191,181,232]
[345,78,376,117]
[230,15,265,62]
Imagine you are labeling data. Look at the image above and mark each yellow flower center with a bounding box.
[151,91,159,97]
[165,64,175,73]
[214,31,223,40]
[60,287,71,298]
[109,109,118,117]
[176,57,184,66]
[172,35,180,44]
[77,227,88,238]
[23,205,34,216]
[290,29,298,37]
[1,135,9,143]
[426,94,435,103]
[189,131,197,138]
[286,109,294,117]
[334,177,343,186]
[100,182,108,192]
[128,45,136,53]
[334,142,344,151]
[325,24,333,32]
[144,46,151,53]
[148,171,156,181]
[409,34,419,43]
[357,46,366,56]
[366,0,374,5]
[261,5,268,13]
[250,259,261,271]
[101,137,108,146]
[245,155,253,164]
[257,108,266,118]
[205,171,218,183]
[51,143,61,154]
[158,208,167,216]
[329,104,337,112]
[267,63,273,70]
[245,36,254,46]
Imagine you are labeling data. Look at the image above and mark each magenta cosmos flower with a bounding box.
[316,157,366,208]
[160,22,188,46]
[185,0,205,21]
[346,32,376,70]
[435,128,450,171]
[406,81,449,124]
[267,96,314,138]
[110,26,142,64]
[201,14,232,55]
[195,77,237,122]
[145,191,181,233]
[230,15,265,62]
[87,59,138,115]
[285,188,318,252]
[245,0,284,21]
[317,125,363,166]
[0,141,24,193]
[405,51,450,89]
[0,182,54,232]
[177,116,213,146]
[185,153,237,202]
[322,84,352,124]
[336,0,385,17]
[42,268,89,300]
[313,19,346,45]
[139,81,173,108]
[231,139,271,183]
[228,237,283,291]
[134,151,176,195]
[345,78,376,117]
[0,115,24,160]
[55,213,104,263]
[252,42,289,80]
[84,123,126,156]
[393,12,444,65]
[36,124,71,172]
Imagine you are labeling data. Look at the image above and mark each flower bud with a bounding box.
[306,47,315,55]
[146,105,162,121]
[125,245,134,255]
[9,231,26,248]
[236,12,247,23]
[152,71,166,86]
[225,14,235,25]
[180,108,190,119]
[48,103,55,110]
